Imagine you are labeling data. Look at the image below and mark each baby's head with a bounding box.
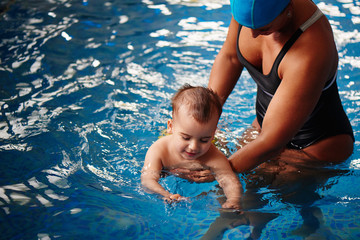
[171,84,222,124]
[168,84,222,160]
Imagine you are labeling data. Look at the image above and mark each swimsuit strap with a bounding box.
[300,9,324,32]
[271,9,324,77]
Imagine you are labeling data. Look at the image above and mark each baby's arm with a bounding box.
[208,147,243,209]
[141,141,185,202]
[217,172,243,209]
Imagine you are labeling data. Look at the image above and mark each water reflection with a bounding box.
[0,174,71,212]
[0,0,359,239]
[202,210,278,240]
[164,0,226,10]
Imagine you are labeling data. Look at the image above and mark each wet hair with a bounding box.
[171,84,222,123]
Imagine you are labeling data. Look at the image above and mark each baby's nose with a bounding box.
[189,140,199,151]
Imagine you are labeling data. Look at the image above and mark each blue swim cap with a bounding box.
[231,0,291,29]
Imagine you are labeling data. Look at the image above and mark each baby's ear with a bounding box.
[167,119,173,134]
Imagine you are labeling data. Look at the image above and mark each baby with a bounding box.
[141,84,242,209]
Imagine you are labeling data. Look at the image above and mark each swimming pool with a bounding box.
[0,0,359,239]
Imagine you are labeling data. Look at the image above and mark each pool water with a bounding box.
[0,0,359,239]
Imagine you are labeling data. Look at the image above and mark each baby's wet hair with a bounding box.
[171,84,222,123]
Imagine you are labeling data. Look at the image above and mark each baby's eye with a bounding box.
[182,136,190,141]
[200,139,210,143]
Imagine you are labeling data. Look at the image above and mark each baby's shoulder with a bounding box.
[207,144,227,159]
[147,135,171,156]
[152,135,171,148]
[201,145,229,166]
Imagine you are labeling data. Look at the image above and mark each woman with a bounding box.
[208,0,354,172]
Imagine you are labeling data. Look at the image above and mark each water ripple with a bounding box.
[0,0,360,239]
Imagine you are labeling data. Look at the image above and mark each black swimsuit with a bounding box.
[236,9,354,149]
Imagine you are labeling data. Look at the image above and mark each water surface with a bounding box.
[0,0,359,239]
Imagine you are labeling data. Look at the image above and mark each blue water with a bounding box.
[0,0,359,239]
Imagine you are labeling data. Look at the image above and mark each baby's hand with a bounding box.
[163,194,187,203]
[221,199,241,210]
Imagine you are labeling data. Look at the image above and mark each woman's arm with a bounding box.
[208,17,244,105]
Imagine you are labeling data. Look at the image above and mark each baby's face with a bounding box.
[168,107,218,160]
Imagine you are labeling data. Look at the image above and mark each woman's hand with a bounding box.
[169,168,215,182]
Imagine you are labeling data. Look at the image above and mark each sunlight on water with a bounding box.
[0,0,360,239]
